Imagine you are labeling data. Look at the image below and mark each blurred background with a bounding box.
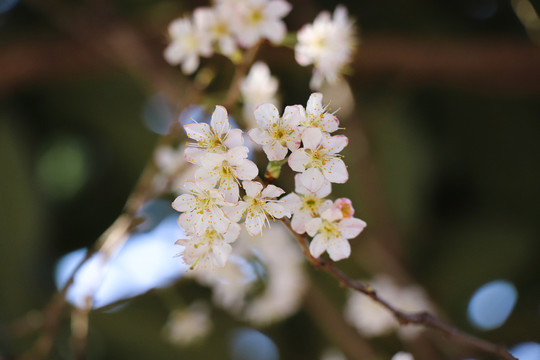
[1,0,540,359]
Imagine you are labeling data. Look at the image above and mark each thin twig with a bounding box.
[280,218,518,360]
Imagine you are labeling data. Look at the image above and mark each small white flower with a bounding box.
[164,16,213,74]
[226,180,291,236]
[305,202,366,261]
[172,180,232,234]
[195,146,259,202]
[289,127,349,192]
[300,92,340,133]
[392,352,414,360]
[164,302,212,345]
[248,104,303,161]
[184,105,243,164]
[193,6,237,56]
[281,174,332,234]
[176,223,241,270]
[295,6,356,89]
[232,0,292,47]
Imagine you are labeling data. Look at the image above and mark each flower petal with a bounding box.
[210,207,231,233]
[306,93,324,117]
[309,234,326,258]
[254,103,280,128]
[280,192,301,212]
[223,202,247,222]
[300,167,325,192]
[245,209,266,236]
[327,237,351,261]
[301,127,323,150]
[322,134,348,154]
[322,157,348,183]
[223,222,241,243]
[248,128,272,146]
[234,159,259,180]
[339,218,367,239]
[223,128,244,148]
[262,141,288,161]
[219,177,239,202]
[242,180,263,198]
[261,184,285,199]
[210,105,230,136]
[172,194,196,212]
[305,218,322,237]
[264,202,290,219]
[291,211,312,234]
[288,149,310,172]
[184,123,211,142]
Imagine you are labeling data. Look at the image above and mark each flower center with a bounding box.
[320,219,340,238]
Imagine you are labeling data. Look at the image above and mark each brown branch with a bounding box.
[280,218,517,360]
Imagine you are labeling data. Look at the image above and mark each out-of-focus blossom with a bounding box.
[295,6,356,89]
[164,17,213,74]
[164,302,212,345]
[248,104,302,161]
[392,352,414,360]
[241,62,280,128]
[344,275,434,338]
[194,6,237,56]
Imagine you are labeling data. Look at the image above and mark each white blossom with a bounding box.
[194,146,258,202]
[184,105,243,165]
[176,223,241,270]
[241,62,279,128]
[248,104,303,161]
[193,6,237,56]
[300,92,340,133]
[164,302,212,345]
[289,127,349,192]
[281,174,332,234]
[225,180,290,236]
[305,201,366,261]
[164,16,213,74]
[295,5,356,89]
[392,352,414,360]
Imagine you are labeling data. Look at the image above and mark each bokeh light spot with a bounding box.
[467,280,517,330]
[231,328,278,360]
[511,342,540,360]
[0,0,18,13]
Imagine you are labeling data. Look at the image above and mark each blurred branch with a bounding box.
[280,218,518,360]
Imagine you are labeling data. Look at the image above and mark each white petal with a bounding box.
[219,36,236,56]
[291,211,312,234]
[261,20,286,43]
[210,105,230,136]
[300,167,325,192]
[211,241,232,267]
[254,103,280,128]
[327,237,351,261]
[248,128,272,146]
[301,127,323,150]
[223,222,241,243]
[293,173,309,195]
[223,202,247,223]
[265,202,291,218]
[282,105,303,128]
[184,147,205,164]
[184,123,211,142]
[339,218,367,239]
[315,179,332,198]
[321,113,340,133]
[242,180,263,198]
[288,149,310,172]
[305,218,322,237]
[323,134,348,154]
[172,194,196,212]
[261,184,285,199]
[245,209,266,236]
[285,130,302,151]
[219,177,240,202]
[321,207,343,222]
[265,0,291,18]
[306,93,324,117]
[194,167,219,186]
[262,142,288,161]
[322,157,348,183]
[234,159,258,180]
[280,192,301,212]
[182,54,199,74]
[309,234,327,258]
[225,146,249,165]
[223,128,244,148]
[211,207,231,233]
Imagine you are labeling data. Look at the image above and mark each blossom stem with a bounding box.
[279,218,517,360]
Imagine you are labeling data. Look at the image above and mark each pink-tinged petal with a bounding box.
[315,179,332,198]
[335,198,355,218]
[223,202,247,223]
[339,217,367,239]
[291,211,312,234]
[327,237,351,261]
[305,218,322,237]
[323,134,348,154]
[321,207,343,222]
[200,152,225,169]
[242,180,263,198]
[264,202,290,219]
[309,234,327,258]
[172,194,196,212]
[248,128,272,146]
[254,103,280,129]
[261,184,285,199]
[194,167,219,186]
[318,200,334,214]
[210,207,231,233]
[234,159,258,180]
[225,146,249,165]
[245,210,266,236]
[322,157,348,183]
[301,127,323,150]
[211,241,232,267]
[223,222,241,243]
[261,21,286,44]
[285,130,301,151]
[321,113,340,133]
[280,192,301,212]
[288,149,310,172]
[184,123,211,142]
[265,0,292,18]
[306,93,324,117]
[282,105,304,128]
[262,142,288,161]
[219,177,240,202]
[210,105,230,136]
[223,128,244,148]
[184,147,205,164]
[293,173,309,195]
[300,167,325,192]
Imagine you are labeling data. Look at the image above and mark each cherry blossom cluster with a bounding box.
[164,0,291,74]
[173,105,291,270]
[248,92,367,261]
